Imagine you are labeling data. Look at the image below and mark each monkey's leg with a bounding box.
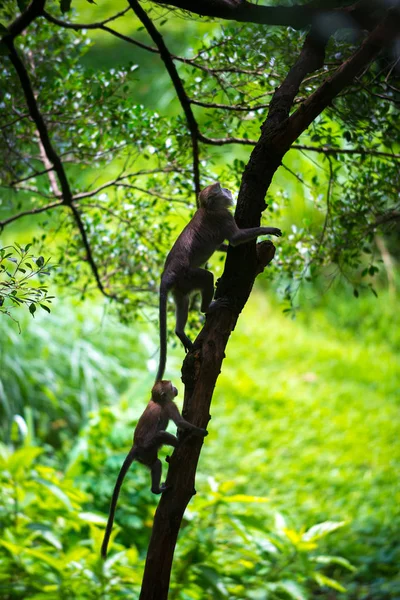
[154,431,179,447]
[174,293,193,351]
[185,267,214,313]
[150,459,166,494]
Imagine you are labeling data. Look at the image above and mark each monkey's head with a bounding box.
[151,380,178,404]
[199,182,233,210]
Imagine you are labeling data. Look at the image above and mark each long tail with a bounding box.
[101,448,137,559]
[156,281,168,382]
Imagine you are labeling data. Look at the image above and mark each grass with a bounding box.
[194,285,400,597]
[1,281,399,597]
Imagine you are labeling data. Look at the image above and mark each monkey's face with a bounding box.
[200,182,233,210]
[152,380,178,403]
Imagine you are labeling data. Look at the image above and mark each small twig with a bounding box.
[4,36,114,300]
[190,99,271,112]
[292,144,400,160]
[127,0,201,199]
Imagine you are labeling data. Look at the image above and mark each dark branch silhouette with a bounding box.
[128,0,202,199]
[4,13,115,300]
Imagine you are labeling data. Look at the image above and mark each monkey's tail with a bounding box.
[101,447,137,559]
[156,281,169,382]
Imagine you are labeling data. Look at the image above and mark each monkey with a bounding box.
[156,182,282,381]
[101,380,207,558]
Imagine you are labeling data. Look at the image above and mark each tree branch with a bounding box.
[151,0,344,29]
[0,201,62,230]
[151,0,384,31]
[3,36,115,300]
[127,0,201,199]
[292,144,400,160]
[137,7,400,598]
[42,9,157,54]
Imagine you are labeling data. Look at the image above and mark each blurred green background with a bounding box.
[0,1,399,599]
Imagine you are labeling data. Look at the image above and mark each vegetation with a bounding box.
[0,0,399,598]
[1,286,399,599]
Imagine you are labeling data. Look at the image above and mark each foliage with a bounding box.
[0,243,54,324]
[1,283,399,598]
[172,480,353,600]
[0,433,351,600]
[0,441,142,600]
[1,2,399,598]
[0,303,153,445]
[0,2,398,317]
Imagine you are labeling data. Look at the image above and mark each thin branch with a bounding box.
[0,201,62,230]
[0,184,54,199]
[127,0,201,199]
[316,156,334,256]
[371,209,400,227]
[43,10,158,54]
[43,7,130,29]
[82,203,132,224]
[199,134,400,162]
[282,10,400,152]
[291,144,400,160]
[115,183,187,204]
[190,98,271,112]
[199,133,257,145]
[0,113,30,130]
[281,162,312,189]
[4,0,45,40]
[3,36,115,300]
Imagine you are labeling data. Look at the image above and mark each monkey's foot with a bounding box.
[206,297,231,314]
[152,483,170,494]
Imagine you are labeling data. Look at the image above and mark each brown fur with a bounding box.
[101,380,207,558]
[156,182,282,381]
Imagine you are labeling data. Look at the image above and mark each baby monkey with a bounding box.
[156,182,282,381]
[101,380,207,558]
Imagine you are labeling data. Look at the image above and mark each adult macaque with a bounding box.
[101,380,207,558]
[156,182,282,381]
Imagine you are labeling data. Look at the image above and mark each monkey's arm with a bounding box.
[228,226,282,246]
[168,402,208,436]
[222,212,281,246]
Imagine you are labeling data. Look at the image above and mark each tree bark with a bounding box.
[138,7,400,599]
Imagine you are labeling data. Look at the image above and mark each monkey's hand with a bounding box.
[260,227,282,237]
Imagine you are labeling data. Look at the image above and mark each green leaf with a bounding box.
[274,581,307,600]
[29,303,36,316]
[36,256,44,268]
[26,548,63,571]
[35,478,73,510]
[7,447,43,476]
[302,520,347,542]
[40,304,51,313]
[313,572,347,592]
[78,512,107,524]
[315,555,356,572]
